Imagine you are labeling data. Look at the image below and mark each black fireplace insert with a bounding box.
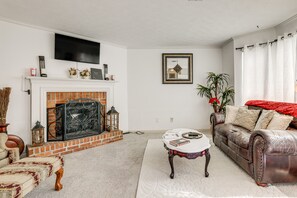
[47,98,102,141]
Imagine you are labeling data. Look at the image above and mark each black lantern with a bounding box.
[106,106,119,132]
[31,121,45,146]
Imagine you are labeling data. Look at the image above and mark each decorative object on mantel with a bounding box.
[103,64,108,80]
[30,68,37,76]
[197,72,234,113]
[68,67,78,78]
[0,87,11,132]
[90,68,103,80]
[39,56,47,77]
[162,53,193,84]
[106,106,119,132]
[80,69,91,79]
[31,121,45,147]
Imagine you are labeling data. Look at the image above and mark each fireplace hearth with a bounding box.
[47,98,103,141]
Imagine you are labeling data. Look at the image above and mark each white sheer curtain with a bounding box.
[241,34,297,103]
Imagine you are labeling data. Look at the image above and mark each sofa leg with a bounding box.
[256,182,268,187]
[55,167,64,191]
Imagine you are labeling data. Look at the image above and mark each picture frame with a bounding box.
[90,68,103,80]
[162,53,193,84]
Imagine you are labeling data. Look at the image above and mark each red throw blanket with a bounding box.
[245,100,297,118]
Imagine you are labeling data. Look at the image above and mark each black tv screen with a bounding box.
[55,34,100,64]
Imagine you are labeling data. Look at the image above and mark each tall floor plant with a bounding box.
[197,72,234,113]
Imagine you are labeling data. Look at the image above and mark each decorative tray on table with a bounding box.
[182,132,203,139]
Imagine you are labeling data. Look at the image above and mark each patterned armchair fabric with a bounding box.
[0,133,19,168]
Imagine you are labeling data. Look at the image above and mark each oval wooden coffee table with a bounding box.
[162,128,211,179]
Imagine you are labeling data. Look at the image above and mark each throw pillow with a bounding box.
[232,107,261,131]
[225,105,247,124]
[266,113,293,130]
[254,110,275,130]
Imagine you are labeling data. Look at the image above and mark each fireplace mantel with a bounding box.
[26,76,116,141]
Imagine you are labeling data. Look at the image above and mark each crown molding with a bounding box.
[277,14,297,27]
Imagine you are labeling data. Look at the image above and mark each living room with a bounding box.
[0,0,297,197]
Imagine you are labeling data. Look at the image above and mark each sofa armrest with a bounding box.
[210,113,225,141]
[7,147,20,163]
[249,129,297,185]
[250,129,297,155]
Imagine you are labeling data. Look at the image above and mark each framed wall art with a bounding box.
[162,53,193,84]
[90,68,103,80]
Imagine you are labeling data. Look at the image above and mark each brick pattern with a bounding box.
[27,131,123,157]
[47,91,107,140]
[47,92,107,108]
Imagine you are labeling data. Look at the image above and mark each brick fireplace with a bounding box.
[47,91,106,141]
[26,77,122,157]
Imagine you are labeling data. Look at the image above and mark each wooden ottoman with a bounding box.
[0,156,64,198]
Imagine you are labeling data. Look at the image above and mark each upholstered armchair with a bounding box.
[0,133,19,168]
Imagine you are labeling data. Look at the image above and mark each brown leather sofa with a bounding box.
[211,106,297,186]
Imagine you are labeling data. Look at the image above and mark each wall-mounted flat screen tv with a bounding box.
[55,33,100,64]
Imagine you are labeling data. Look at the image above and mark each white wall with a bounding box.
[127,49,222,131]
[275,15,297,35]
[0,20,128,144]
[222,40,234,86]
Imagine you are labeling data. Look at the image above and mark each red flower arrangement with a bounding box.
[209,98,220,104]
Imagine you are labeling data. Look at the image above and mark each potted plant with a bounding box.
[80,69,90,79]
[0,87,11,132]
[197,72,234,113]
[68,67,78,78]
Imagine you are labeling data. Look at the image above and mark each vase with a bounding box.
[69,74,77,79]
[0,123,9,133]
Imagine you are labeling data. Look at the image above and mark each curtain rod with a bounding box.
[235,32,294,51]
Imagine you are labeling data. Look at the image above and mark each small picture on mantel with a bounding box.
[91,68,103,80]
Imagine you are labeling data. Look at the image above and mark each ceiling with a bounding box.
[0,0,297,48]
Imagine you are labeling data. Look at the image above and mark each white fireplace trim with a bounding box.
[26,76,116,141]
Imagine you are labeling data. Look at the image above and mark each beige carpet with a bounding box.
[24,132,297,198]
[136,139,297,198]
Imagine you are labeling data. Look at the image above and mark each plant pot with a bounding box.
[0,123,9,133]
[69,74,77,79]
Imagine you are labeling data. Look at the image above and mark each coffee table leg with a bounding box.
[204,149,210,177]
[169,152,175,179]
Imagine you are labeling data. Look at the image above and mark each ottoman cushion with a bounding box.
[0,156,64,198]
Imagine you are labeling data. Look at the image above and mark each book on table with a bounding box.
[169,138,190,147]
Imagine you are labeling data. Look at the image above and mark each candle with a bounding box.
[30,68,37,76]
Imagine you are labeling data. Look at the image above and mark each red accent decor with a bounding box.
[209,98,220,104]
[245,100,297,118]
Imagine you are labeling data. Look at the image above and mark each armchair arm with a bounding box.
[0,133,8,149]
[210,112,225,141]
[7,147,20,163]
[0,133,20,163]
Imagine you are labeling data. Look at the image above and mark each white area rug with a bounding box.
[136,139,289,198]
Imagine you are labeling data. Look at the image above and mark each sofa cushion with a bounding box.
[233,108,260,131]
[228,140,250,161]
[225,105,247,123]
[227,130,251,149]
[215,123,251,138]
[254,110,275,130]
[267,113,293,130]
